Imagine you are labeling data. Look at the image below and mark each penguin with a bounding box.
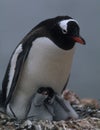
[1,16,86,119]
[52,94,78,121]
[39,87,78,121]
[28,87,78,121]
[27,87,55,121]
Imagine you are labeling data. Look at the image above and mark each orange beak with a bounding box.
[72,36,86,45]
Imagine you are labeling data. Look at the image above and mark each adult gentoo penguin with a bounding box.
[1,16,85,119]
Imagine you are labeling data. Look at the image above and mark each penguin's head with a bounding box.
[37,87,55,103]
[37,16,86,50]
[37,87,55,98]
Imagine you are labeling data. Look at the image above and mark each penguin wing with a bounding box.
[2,41,32,106]
[55,95,70,112]
[61,75,70,93]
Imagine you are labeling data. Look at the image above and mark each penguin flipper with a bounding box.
[61,75,70,93]
[2,42,32,106]
[55,95,70,112]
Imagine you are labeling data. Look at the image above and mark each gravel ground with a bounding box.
[0,104,100,130]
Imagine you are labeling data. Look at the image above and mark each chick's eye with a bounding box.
[62,29,67,34]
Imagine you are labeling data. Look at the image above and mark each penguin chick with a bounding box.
[27,87,54,121]
[53,95,78,121]
[40,87,79,120]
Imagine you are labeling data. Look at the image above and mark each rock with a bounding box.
[0,89,100,129]
[0,109,100,129]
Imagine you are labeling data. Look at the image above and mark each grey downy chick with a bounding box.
[43,87,78,121]
[27,87,54,121]
[53,94,78,121]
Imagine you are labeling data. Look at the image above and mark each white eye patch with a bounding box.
[59,19,79,33]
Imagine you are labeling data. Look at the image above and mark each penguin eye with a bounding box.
[62,29,67,34]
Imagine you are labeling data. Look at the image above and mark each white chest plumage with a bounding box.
[15,37,75,97]
[8,37,75,118]
[19,37,75,93]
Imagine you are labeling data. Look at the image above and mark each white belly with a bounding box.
[18,37,75,94]
[9,37,75,118]
[15,37,75,95]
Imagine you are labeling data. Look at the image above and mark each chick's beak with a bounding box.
[72,36,86,45]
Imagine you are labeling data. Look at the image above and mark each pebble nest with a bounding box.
[0,104,100,130]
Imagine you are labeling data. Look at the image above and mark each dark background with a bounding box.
[0,0,100,99]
